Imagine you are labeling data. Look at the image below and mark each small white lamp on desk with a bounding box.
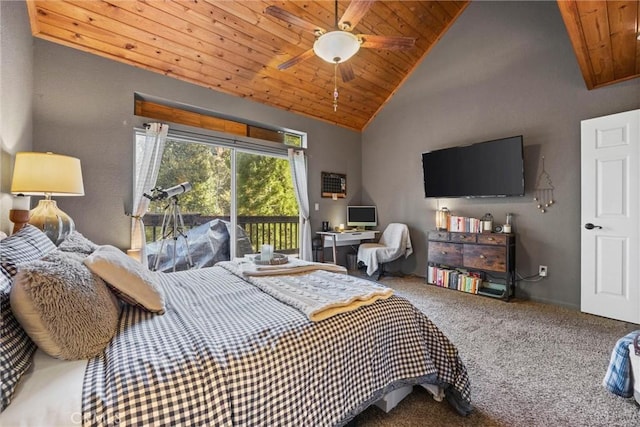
[10,152,85,244]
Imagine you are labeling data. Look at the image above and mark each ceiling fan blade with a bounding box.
[359,34,416,50]
[339,62,355,83]
[265,6,325,33]
[339,0,375,31]
[277,48,316,70]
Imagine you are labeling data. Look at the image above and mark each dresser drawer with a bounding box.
[477,234,508,245]
[450,233,477,243]
[428,231,450,242]
[463,245,507,272]
[428,242,462,265]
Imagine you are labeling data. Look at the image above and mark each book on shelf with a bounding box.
[447,216,481,233]
[426,265,485,294]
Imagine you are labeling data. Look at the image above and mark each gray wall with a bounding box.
[0,1,33,235]
[31,38,362,260]
[363,1,640,308]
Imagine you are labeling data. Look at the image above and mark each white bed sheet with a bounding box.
[0,350,86,427]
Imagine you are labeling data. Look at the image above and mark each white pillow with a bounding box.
[83,245,165,314]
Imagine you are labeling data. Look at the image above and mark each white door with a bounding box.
[581,109,640,324]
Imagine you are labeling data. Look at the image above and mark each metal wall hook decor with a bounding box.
[533,156,555,213]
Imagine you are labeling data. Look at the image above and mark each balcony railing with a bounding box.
[144,213,299,254]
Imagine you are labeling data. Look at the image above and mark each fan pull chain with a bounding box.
[333,62,339,112]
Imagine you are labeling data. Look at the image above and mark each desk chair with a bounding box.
[357,223,413,280]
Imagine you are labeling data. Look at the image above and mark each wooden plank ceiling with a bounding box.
[25,0,469,131]
[25,1,640,132]
[558,0,640,90]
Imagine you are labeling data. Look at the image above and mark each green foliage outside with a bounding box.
[236,151,298,216]
[150,140,297,216]
[146,139,299,250]
[150,142,232,216]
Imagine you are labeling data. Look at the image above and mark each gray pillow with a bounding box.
[58,231,99,255]
[10,251,120,360]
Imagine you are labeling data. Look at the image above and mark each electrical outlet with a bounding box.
[539,265,548,277]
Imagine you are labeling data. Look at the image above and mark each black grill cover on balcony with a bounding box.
[146,219,254,272]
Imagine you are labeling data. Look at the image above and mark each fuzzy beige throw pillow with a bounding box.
[10,251,120,360]
[58,231,99,255]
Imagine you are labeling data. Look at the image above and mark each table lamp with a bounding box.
[10,152,85,244]
[9,195,31,234]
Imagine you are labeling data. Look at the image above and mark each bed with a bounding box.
[1,226,472,426]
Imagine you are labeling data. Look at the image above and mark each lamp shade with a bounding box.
[10,152,84,196]
[313,31,361,64]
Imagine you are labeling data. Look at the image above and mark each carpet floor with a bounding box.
[350,273,640,427]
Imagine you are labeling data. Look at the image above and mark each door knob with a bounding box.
[584,223,602,230]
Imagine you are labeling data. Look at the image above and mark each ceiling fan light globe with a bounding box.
[313,31,360,64]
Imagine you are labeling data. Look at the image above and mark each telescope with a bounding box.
[144,182,192,201]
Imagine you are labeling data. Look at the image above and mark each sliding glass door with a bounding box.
[135,131,299,270]
[235,151,298,256]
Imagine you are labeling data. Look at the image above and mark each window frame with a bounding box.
[133,121,302,261]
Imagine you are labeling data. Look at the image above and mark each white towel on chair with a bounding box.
[357,223,413,276]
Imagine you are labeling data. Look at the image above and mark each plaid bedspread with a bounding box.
[603,330,640,398]
[82,266,471,426]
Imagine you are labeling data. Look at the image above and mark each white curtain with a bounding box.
[288,148,312,261]
[130,123,168,267]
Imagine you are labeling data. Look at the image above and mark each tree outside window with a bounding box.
[145,138,299,256]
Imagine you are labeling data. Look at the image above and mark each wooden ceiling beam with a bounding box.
[606,1,638,79]
[557,0,597,89]
[557,0,640,90]
[576,1,615,86]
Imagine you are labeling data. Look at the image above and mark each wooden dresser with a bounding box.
[427,231,516,300]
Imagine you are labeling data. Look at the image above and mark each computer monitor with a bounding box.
[347,206,377,229]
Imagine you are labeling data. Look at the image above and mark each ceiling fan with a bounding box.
[265,1,416,110]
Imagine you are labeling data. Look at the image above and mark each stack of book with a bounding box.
[447,216,481,233]
[426,266,484,294]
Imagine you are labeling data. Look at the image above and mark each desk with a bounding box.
[316,230,379,264]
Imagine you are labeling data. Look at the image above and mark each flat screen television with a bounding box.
[422,135,525,198]
[347,206,377,228]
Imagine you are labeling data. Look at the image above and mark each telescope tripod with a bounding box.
[152,196,193,272]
